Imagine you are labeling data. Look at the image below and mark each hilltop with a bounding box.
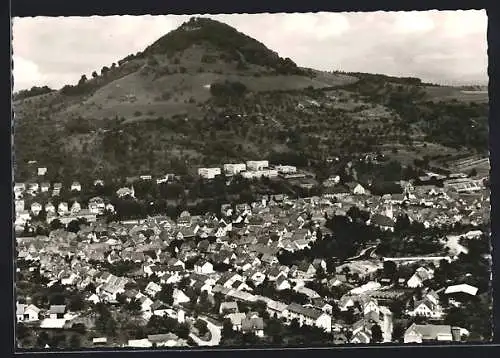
[13,17,489,182]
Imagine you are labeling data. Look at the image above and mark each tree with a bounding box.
[195,319,208,336]
[105,317,117,336]
[71,323,86,334]
[158,284,174,305]
[50,219,63,231]
[67,219,81,233]
[68,293,85,312]
[68,334,81,348]
[78,75,87,86]
[392,322,406,342]
[126,299,142,314]
[383,260,397,280]
[222,318,234,339]
[371,324,383,343]
[92,71,98,78]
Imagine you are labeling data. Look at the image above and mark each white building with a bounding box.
[58,202,69,216]
[198,167,222,179]
[37,167,47,176]
[224,163,247,175]
[16,303,41,322]
[194,261,214,275]
[282,303,332,332]
[30,202,42,216]
[71,182,82,192]
[15,200,25,213]
[275,165,297,174]
[241,169,278,179]
[246,160,269,171]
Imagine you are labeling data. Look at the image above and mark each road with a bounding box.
[346,245,378,261]
[188,316,222,346]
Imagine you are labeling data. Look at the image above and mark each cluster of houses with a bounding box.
[198,160,305,180]
[15,179,487,347]
[14,194,115,231]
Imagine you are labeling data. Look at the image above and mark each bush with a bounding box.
[210,81,247,98]
[134,111,142,117]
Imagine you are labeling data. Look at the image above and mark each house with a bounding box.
[370,214,395,231]
[37,167,47,176]
[139,295,154,313]
[260,253,279,265]
[350,330,371,344]
[347,182,366,195]
[194,260,214,275]
[70,202,82,214]
[246,269,267,286]
[407,267,433,288]
[58,202,69,216]
[147,333,181,347]
[16,303,41,322]
[151,301,171,317]
[145,281,162,297]
[283,303,332,332]
[246,160,269,171]
[404,324,461,343]
[198,167,221,180]
[275,276,291,291]
[15,200,25,213]
[71,182,82,192]
[310,298,333,314]
[226,312,247,331]
[45,202,56,214]
[40,182,51,192]
[312,258,327,272]
[173,289,190,306]
[92,337,108,345]
[48,305,67,319]
[224,163,247,175]
[444,284,478,296]
[295,262,317,278]
[116,187,135,198]
[219,301,239,315]
[265,299,288,319]
[30,202,42,216]
[241,314,265,337]
[408,298,443,319]
[94,179,105,187]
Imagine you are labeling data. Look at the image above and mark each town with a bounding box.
[14,156,492,349]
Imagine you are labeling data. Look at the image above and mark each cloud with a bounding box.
[11,10,487,91]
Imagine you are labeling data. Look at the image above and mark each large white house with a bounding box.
[198,167,221,179]
[246,160,269,171]
[16,303,41,322]
[404,324,458,343]
[407,267,433,288]
[223,163,247,175]
[282,303,332,332]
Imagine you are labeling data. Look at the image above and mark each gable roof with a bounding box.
[444,284,478,296]
[49,305,66,314]
[407,324,452,340]
[286,303,324,320]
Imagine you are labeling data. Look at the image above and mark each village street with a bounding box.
[188,316,222,346]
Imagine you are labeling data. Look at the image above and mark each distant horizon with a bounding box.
[12,11,488,92]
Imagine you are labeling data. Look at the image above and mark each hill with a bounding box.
[13,17,489,182]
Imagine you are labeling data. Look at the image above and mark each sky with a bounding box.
[12,10,488,92]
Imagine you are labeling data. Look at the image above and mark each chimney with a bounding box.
[451,327,461,342]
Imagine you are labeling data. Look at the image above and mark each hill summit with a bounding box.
[139,17,305,75]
